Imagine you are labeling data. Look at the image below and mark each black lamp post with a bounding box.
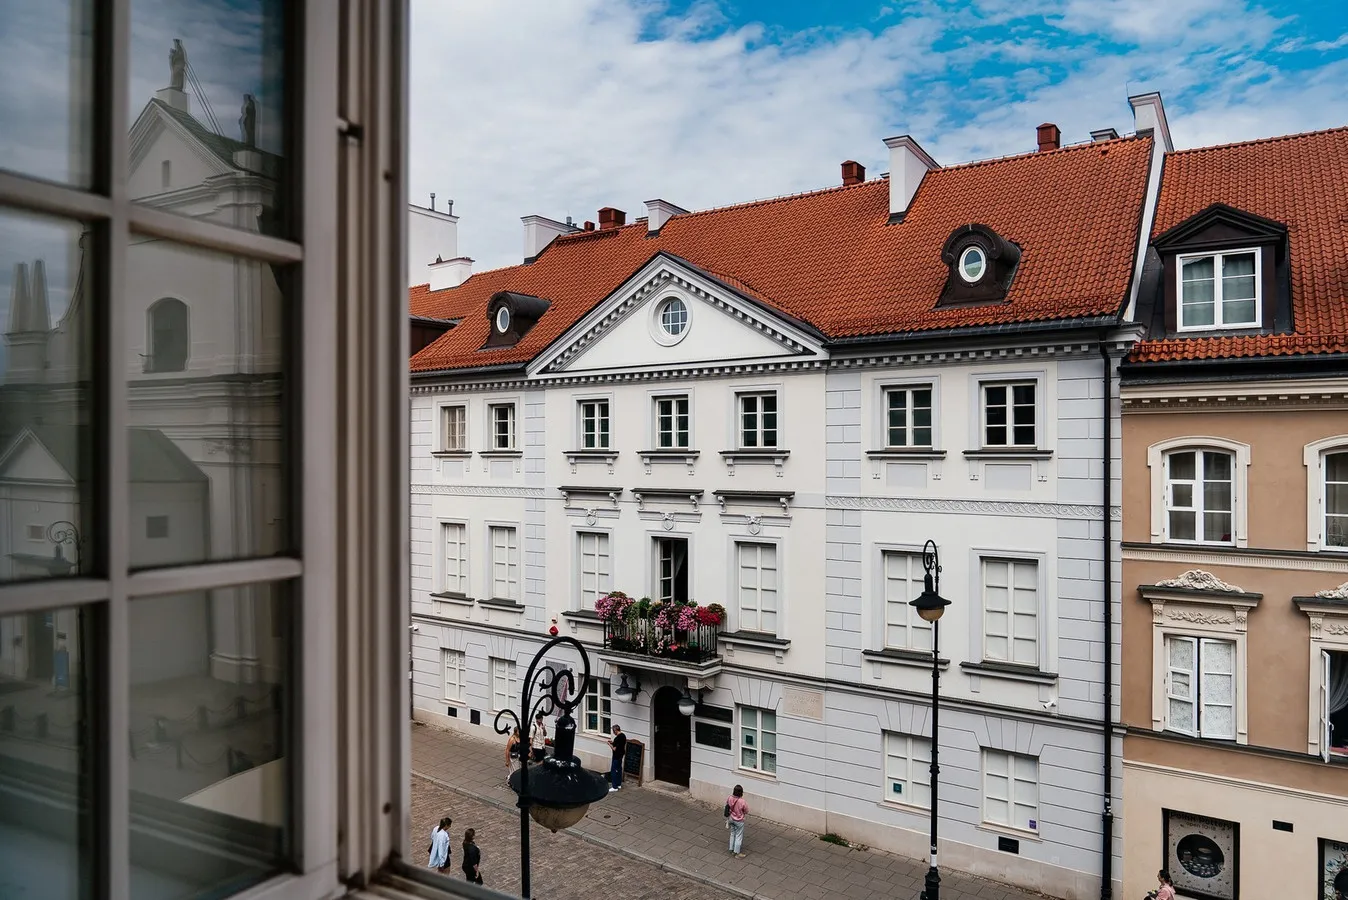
[495,636,610,899]
[47,521,83,575]
[909,539,950,900]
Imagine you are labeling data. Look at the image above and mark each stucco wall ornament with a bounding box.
[1167,609,1235,626]
[1155,570,1244,593]
[661,513,675,531]
[1315,582,1348,600]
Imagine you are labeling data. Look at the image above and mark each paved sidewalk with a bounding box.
[412,722,1047,900]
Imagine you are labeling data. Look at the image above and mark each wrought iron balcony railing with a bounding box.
[601,619,720,664]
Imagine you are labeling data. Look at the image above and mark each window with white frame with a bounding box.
[1323,451,1348,549]
[738,706,777,774]
[488,402,516,450]
[654,395,690,449]
[654,536,689,604]
[1320,650,1348,759]
[1178,249,1259,330]
[440,405,466,451]
[738,392,779,449]
[1164,636,1236,740]
[736,541,778,634]
[982,382,1036,448]
[1164,449,1234,544]
[584,678,612,735]
[884,386,933,448]
[981,558,1039,667]
[576,531,611,607]
[489,526,519,601]
[883,551,932,652]
[441,522,468,595]
[490,657,517,712]
[579,399,610,450]
[982,750,1039,832]
[883,732,931,807]
[442,650,465,703]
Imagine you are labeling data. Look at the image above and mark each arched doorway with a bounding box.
[652,686,691,786]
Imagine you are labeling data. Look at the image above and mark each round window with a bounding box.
[659,298,688,336]
[495,306,511,333]
[959,246,986,283]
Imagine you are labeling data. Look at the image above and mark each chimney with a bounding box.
[882,135,938,223]
[1129,92,1174,152]
[597,207,626,230]
[1036,123,1061,152]
[428,256,473,291]
[521,214,579,262]
[1090,128,1119,143]
[408,202,460,284]
[583,221,595,231]
[841,160,865,186]
[644,199,689,234]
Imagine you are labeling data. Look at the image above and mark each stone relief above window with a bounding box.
[937,223,1021,307]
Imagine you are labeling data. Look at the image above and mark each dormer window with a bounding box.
[958,246,985,283]
[1178,249,1259,330]
[481,290,550,350]
[494,306,511,333]
[938,224,1021,307]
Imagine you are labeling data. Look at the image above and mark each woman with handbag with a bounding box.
[724,785,748,858]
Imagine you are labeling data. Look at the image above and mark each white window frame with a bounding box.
[652,533,691,604]
[981,750,1039,834]
[487,525,520,602]
[486,401,517,451]
[734,540,779,635]
[652,393,691,449]
[1161,448,1237,546]
[737,705,778,775]
[881,550,932,652]
[578,398,611,450]
[882,384,935,449]
[438,403,466,452]
[1303,436,1348,551]
[978,380,1039,449]
[883,731,931,808]
[736,391,779,450]
[1175,248,1262,332]
[978,556,1042,669]
[1161,635,1237,740]
[442,649,465,704]
[574,529,612,610]
[582,677,612,736]
[1296,597,1348,761]
[490,657,518,713]
[1147,436,1251,548]
[440,521,468,596]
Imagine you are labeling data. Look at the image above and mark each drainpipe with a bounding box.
[1098,335,1115,900]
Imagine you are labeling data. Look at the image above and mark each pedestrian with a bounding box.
[505,725,522,785]
[1146,869,1175,900]
[607,724,627,792]
[725,784,748,858]
[529,712,548,763]
[461,828,483,884]
[427,815,452,874]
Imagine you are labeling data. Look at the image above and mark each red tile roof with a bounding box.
[411,137,1154,373]
[1132,126,1348,363]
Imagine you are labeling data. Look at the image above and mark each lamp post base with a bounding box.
[921,865,940,900]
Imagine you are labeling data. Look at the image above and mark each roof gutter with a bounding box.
[409,361,529,380]
[1120,353,1348,385]
[825,315,1119,349]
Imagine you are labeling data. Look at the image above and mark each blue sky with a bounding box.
[409,0,1348,271]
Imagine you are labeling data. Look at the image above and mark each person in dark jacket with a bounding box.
[461,828,483,884]
[1334,861,1348,900]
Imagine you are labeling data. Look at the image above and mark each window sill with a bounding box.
[866,448,947,460]
[960,661,1058,684]
[719,449,790,476]
[477,597,525,610]
[429,591,474,606]
[478,450,522,459]
[720,630,789,663]
[637,449,700,474]
[975,822,1042,843]
[735,767,779,784]
[430,450,472,459]
[863,648,950,670]
[879,798,931,816]
[963,449,1053,460]
[564,449,619,473]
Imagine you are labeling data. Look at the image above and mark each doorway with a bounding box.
[652,686,691,786]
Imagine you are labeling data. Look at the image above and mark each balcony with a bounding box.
[597,618,724,681]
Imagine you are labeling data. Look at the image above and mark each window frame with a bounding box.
[440,521,468,596]
[577,397,611,450]
[880,549,932,653]
[574,529,612,610]
[978,556,1042,669]
[486,401,517,451]
[1162,448,1236,546]
[882,731,931,809]
[1303,436,1348,552]
[1147,436,1251,549]
[981,749,1039,834]
[882,384,935,449]
[652,534,691,604]
[490,657,518,714]
[1162,635,1237,741]
[737,705,778,776]
[438,404,467,453]
[582,677,612,736]
[733,540,779,635]
[486,524,520,602]
[442,649,465,704]
[979,380,1038,449]
[652,393,691,450]
[736,391,779,450]
[1295,598,1348,761]
[1175,247,1262,332]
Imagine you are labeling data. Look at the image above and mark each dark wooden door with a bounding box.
[652,686,690,786]
[26,611,54,680]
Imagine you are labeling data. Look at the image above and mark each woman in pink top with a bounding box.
[1152,869,1175,900]
[725,784,749,858]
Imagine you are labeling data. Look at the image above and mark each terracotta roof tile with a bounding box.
[411,137,1154,373]
[1132,125,1348,363]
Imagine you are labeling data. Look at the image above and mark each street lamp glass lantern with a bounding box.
[507,710,609,833]
[910,572,951,623]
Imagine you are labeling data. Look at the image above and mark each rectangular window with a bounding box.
[576,531,611,607]
[694,704,734,749]
[442,522,467,595]
[736,542,778,634]
[883,732,931,807]
[884,386,933,448]
[983,750,1039,832]
[440,405,466,451]
[982,558,1039,667]
[738,392,778,449]
[1178,249,1259,330]
[654,395,690,449]
[490,657,517,712]
[1320,651,1348,762]
[883,551,932,652]
[738,706,777,774]
[488,402,516,450]
[1325,451,1348,549]
[1165,450,1234,544]
[443,650,465,702]
[489,526,519,601]
[579,399,610,450]
[1164,636,1235,740]
[982,382,1036,448]
[583,678,612,735]
[654,536,689,604]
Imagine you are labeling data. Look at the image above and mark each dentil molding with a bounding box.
[411,483,544,498]
[826,494,1119,520]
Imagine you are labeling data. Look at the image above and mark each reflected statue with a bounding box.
[169,38,187,91]
[240,93,257,147]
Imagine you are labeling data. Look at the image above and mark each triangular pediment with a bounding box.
[0,428,76,485]
[128,100,238,200]
[530,253,826,376]
[1153,202,1287,253]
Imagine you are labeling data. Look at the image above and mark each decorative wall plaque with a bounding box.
[781,687,824,721]
[1163,810,1238,900]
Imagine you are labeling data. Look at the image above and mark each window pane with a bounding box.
[0,210,95,582]
[130,0,289,237]
[1169,510,1197,541]
[1181,257,1216,327]
[0,1,94,186]
[0,606,97,900]
[125,244,290,567]
[128,581,291,898]
[1168,451,1195,481]
[1203,451,1231,481]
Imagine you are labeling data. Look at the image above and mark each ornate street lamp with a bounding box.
[612,672,641,702]
[47,521,83,575]
[910,539,950,900]
[495,636,610,899]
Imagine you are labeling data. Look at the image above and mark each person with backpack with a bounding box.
[724,784,748,858]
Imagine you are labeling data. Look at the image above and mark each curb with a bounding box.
[412,769,770,900]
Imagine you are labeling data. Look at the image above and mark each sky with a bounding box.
[409,0,1348,272]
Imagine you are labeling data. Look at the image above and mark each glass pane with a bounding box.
[1168,698,1194,732]
[741,747,755,769]
[125,243,290,567]
[1168,637,1194,673]
[128,581,291,898]
[1203,511,1232,543]
[1204,451,1232,480]
[1169,510,1196,540]
[1172,483,1193,508]
[0,0,94,186]
[761,751,776,774]
[1168,451,1195,481]
[130,0,288,237]
[0,605,97,900]
[1203,480,1232,513]
[0,210,95,582]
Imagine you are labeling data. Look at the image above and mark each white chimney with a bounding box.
[408,202,460,286]
[644,199,688,234]
[882,135,938,222]
[428,256,473,291]
[1129,92,1173,152]
[522,214,578,262]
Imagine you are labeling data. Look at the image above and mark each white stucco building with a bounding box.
[409,99,1174,899]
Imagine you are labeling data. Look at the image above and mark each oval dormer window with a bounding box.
[659,298,688,336]
[495,306,511,334]
[959,246,985,283]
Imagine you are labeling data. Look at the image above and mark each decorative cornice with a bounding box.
[410,483,544,498]
[1317,581,1348,599]
[1122,544,1348,574]
[826,494,1120,520]
[1154,569,1243,593]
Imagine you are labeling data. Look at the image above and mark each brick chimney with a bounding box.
[841,160,866,186]
[597,207,626,230]
[1037,123,1061,152]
